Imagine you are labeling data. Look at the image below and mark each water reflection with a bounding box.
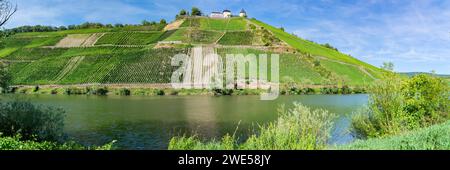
[0,94,368,149]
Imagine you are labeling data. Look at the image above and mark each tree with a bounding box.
[179,9,187,16]
[191,7,202,16]
[381,61,394,71]
[0,62,12,93]
[160,19,167,25]
[0,0,17,27]
[141,20,151,26]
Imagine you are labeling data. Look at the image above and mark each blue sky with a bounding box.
[5,0,450,74]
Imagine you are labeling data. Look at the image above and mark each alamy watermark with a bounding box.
[171,47,279,100]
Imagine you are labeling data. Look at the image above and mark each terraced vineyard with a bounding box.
[103,48,187,83]
[0,16,385,86]
[163,28,223,44]
[218,31,257,45]
[216,48,326,84]
[180,17,247,31]
[95,32,164,45]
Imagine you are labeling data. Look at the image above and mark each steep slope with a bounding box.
[249,19,383,78]
[0,16,384,87]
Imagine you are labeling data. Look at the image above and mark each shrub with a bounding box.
[212,88,234,96]
[401,74,449,126]
[321,86,339,94]
[0,63,12,93]
[351,74,449,138]
[169,103,336,150]
[155,89,165,96]
[340,120,450,150]
[118,88,131,96]
[65,87,87,95]
[0,135,116,150]
[50,88,58,94]
[0,100,65,141]
[92,87,109,96]
[33,86,40,92]
[340,85,352,94]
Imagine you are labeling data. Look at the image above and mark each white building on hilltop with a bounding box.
[209,9,247,18]
[239,9,247,17]
[210,12,223,18]
[223,10,232,18]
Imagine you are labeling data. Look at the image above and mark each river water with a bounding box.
[0,94,368,149]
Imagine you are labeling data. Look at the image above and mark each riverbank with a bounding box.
[8,84,367,96]
[337,120,450,150]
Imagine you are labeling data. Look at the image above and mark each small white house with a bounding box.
[210,12,224,18]
[223,10,232,18]
[239,9,247,17]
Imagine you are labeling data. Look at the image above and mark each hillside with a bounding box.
[0,16,384,87]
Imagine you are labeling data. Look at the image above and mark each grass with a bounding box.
[339,120,450,150]
[162,28,223,44]
[0,136,114,150]
[11,56,72,84]
[180,17,247,31]
[1,17,386,86]
[6,47,185,85]
[0,47,19,58]
[216,48,326,84]
[249,19,383,76]
[103,48,187,83]
[218,31,255,45]
[169,103,335,150]
[4,48,67,60]
[200,18,247,31]
[95,32,164,45]
[319,59,374,85]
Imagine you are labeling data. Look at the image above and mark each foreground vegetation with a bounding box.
[169,103,335,150]
[352,74,449,138]
[339,120,450,150]
[0,100,114,150]
[169,74,449,150]
[0,135,114,150]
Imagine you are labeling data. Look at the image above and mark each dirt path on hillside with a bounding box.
[54,56,85,81]
[55,34,91,47]
[182,46,221,88]
[164,19,184,31]
[81,33,105,46]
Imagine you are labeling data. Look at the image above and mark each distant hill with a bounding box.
[399,72,450,78]
[0,16,385,87]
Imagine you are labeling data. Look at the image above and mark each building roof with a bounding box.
[211,12,222,14]
[223,9,231,13]
[240,9,246,13]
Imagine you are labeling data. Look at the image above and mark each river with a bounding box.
[0,94,368,149]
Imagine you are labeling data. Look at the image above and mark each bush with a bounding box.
[33,86,40,92]
[351,74,449,138]
[0,135,115,150]
[91,87,109,96]
[169,103,336,150]
[321,86,339,94]
[212,88,234,96]
[0,100,65,141]
[0,63,12,93]
[65,87,87,95]
[340,120,450,150]
[340,85,352,94]
[118,88,131,96]
[155,89,165,96]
